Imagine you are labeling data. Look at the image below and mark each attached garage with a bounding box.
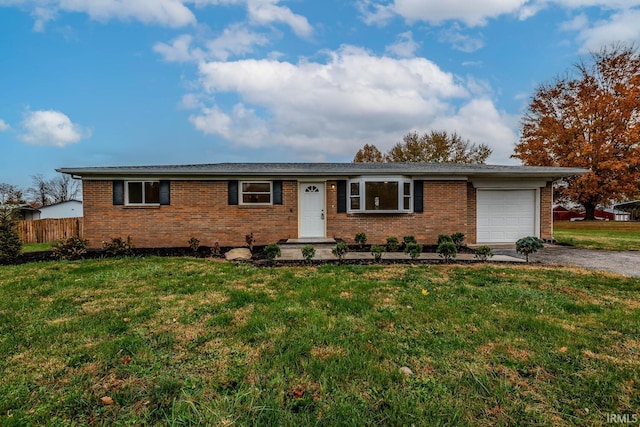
[477,189,537,243]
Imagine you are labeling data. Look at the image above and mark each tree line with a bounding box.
[0,174,81,208]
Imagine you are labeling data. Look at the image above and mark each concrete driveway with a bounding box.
[495,245,640,277]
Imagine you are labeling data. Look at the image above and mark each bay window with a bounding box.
[348,177,412,213]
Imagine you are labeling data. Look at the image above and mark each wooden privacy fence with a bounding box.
[19,218,84,244]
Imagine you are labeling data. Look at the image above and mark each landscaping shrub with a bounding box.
[370,244,386,262]
[210,241,221,257]
[102,236,134,257]
[245,233,255,251]
[264,243,281,262]
[403,236,416,247]
[301,245,316,263]
[355,232,367,248]
[451,232,465,249]
[188,237,200,255]
[332,241,348,261]
[386,236,399,252]
[404,242,423,260]
[516,236,544,262]
[51,236,88,260]
[474,245,494,262]
[0,207,21,260]
[436,241,457,262]
[437,234,453,245]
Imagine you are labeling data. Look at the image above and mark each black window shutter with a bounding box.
[273,180,283,205]
[413,180,424,213]
[337,180,347,213]
[159,180,170,205]
[228,180,239,205]
[113,180,124,205]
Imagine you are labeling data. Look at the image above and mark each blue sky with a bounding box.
[2,0,640,189]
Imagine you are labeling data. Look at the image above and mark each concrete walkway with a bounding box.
[279,244,524,263]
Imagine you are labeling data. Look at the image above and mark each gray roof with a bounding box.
[58,162,586,179]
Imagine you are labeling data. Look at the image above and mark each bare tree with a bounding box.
[0,183,25,205]
[27,173,81,207]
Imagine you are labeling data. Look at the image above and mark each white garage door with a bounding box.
[477,190,536,243]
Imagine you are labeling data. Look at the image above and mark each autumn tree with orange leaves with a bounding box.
[513,44,640,220]
[353,131,491,164]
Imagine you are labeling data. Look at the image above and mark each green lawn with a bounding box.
[553,229,640,251]
[20,242,53,253]
[1,258,638,426]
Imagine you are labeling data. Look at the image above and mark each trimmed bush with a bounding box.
[264,243,281,262]
[403,236,416,247]
[450,232,465,249]
[355,232,367,248]
[436,241,457,262]
[516,236,544,262]
[52,236,88,260]
[102,236,134,257]
[188,237,200,254]
[386,236,399,252]
[332,241,348,261]
[301,245,316,263]
[370,244,386,262]
[437,234,453,245]
[474,245,494,262]
[404,242,423,260]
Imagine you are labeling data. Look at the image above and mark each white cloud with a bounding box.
[439,24,484,52]
[360,0,640,27]
[31,6,56,31]
[205,23,270,60]
[185,46,520,160]
[568,9,640,51]
[154,34,204,62]
[433,98,520,164]
[19,110,90,147]
[1,0,196,29]
[385,31,419,58]
[0,119,9,131]
[246,0,312,37]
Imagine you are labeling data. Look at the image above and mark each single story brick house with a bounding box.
[58,163,584,248]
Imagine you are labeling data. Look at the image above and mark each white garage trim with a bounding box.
[476,189,540,243]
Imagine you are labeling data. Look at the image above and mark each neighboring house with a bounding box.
[57,163,585,248]
[0,204,41,220]
[38,200,83,219]
[553,205,631,221]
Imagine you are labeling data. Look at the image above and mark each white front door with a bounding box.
[299,183,325,238]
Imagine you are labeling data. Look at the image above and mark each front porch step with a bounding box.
[281,238,337,246]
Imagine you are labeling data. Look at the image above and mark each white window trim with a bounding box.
[125,180,160,206]
[239,181,273,205]
[348,176,413,213]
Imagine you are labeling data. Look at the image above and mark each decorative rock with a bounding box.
[225,248,252,261]
[399,366,413,377]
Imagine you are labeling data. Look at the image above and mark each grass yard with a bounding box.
[554,221,640,251]
[1,258,638,426]
[20,242,53,253]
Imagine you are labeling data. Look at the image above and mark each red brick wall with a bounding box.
[326,180,469,245]
[82,178,554,248]
[82,180,298,248]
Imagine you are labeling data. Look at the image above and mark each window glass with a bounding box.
[241,181,271,204]
[350,197,360,210]
[403,182,411,210]
[128,182,143,204]
[350,182,360,195]
[243,182,271,193]
[365,182,398,210]
[145,182,160,204]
